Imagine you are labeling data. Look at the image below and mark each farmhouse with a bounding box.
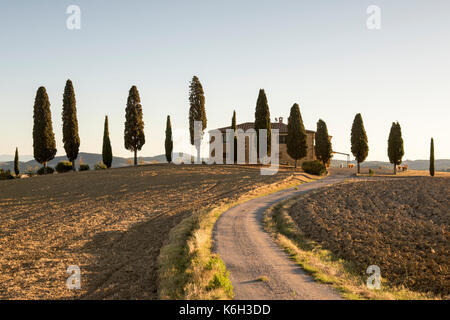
[212,118,324,166]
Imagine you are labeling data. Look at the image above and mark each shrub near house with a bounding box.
[0,169,14,180]
[55,161,73,173]
[94,162,107,170]
[37,166,54,175]
[302,160,326,176]
[79,164,90,171]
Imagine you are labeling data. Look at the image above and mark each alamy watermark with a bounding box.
[171,121,279,175]
[66,5,81,30]
[366,5,381,30]
[66,265,81,289]
[366,265,381,290]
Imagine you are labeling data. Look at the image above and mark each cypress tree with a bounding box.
[387,121,404,175]
[33,86,57,173]
[165,115,173,163]
[102,115,113,168]
[124,85,145,165]
[188,76,207,162]
[315,119,333,166]
[430,138,435,177]
[231,110,237,163]
[62,79,80,170]
[254,89,271,158]
[287,103,307,168]
[14,147,19,176]
[350,113,369,174]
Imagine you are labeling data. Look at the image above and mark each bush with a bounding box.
[94,162,107,170]
[79,164,90,171]
[55,161,73,173]
[205,255,233,297]
[302,160,327,176]
[37,166,55,175]
[0,169,14,180]
[369,169,374,176]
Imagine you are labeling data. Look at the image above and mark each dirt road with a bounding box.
[213,172,349,300]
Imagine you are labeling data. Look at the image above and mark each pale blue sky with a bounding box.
[0,0,449,161]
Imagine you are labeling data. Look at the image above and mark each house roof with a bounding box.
[213,122,316,134]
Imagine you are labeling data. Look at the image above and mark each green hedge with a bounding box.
[79,164,90,171]
[55,161,73,173]
[37,166,55,175]
[0,169,14,180]
[302,160,327,176]
[94,162,107,170]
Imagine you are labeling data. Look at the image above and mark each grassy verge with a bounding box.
[157,174,319,300]
[263,198,438,300]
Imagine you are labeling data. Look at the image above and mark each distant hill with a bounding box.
[331,159,450,172]
[0,152,194,172]
[2,152,449,172]
[0,154,34,162]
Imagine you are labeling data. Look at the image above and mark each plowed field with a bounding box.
[289,177,450,297]
[0,164,293,299]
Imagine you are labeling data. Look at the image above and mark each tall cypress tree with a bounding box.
[62,79,80,170]
[14,147,19,176]
[33,86,57,173]
[165,115,173,163]
[254,89,271,158]
[430,138,435,177]
[350,113,369,174]
[231,110,237,163]
[188,76,207,162]
[287,103,307,168]
[315,119,333,166]
[387,121,404,175]
[102,115,113,168]
[124,85,145,165]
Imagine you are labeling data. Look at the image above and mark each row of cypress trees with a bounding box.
[27,76,334,171]
[250,90,434,175]
[350,113,401,174]
[28,76,436,175]
[30,76,203,171]
[30,81,175,169]
[31,80,114,172]
[350,114,435,175]
[32,82,111,172]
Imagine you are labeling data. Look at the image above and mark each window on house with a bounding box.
[279,135,287,144]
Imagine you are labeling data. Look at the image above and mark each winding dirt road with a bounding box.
[213,172,349,300]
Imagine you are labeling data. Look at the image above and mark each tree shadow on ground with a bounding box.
[78,209,192,300]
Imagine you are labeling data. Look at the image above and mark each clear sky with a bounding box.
[0,0,449,161]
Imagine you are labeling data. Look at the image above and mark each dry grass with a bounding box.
[158,205,235,300]
[356,168,450,178]
[0,164,299,299]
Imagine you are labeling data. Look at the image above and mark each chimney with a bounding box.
[278,117,283,124]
